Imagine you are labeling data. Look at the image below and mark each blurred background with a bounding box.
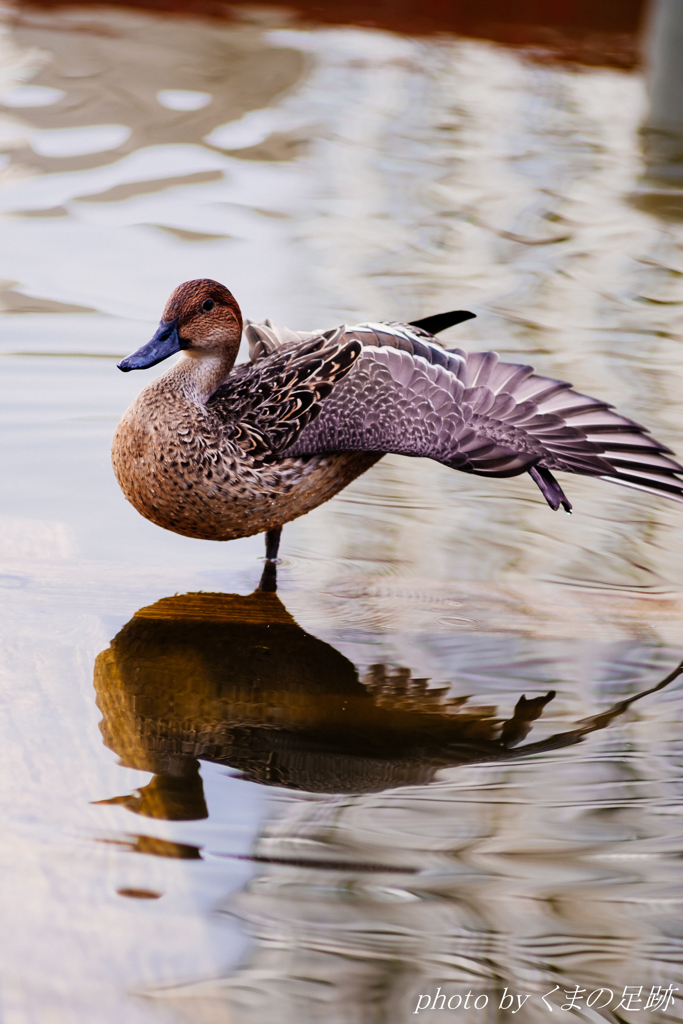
[2,1,683,1022]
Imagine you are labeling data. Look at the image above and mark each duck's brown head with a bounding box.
[118,279,243,372]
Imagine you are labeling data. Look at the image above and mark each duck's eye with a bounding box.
[202,299,214,312]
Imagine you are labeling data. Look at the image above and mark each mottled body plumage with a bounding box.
[113,278,683,550]
[113,326,381,540]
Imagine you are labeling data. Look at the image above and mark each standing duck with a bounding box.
[113,278,683,580]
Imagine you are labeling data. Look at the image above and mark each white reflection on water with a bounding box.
[1,3,683,1023]
[1,83,64,106]
[31,123,132,157]
[157,90,212,112]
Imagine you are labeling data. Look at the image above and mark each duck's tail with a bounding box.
[409,310,476,334]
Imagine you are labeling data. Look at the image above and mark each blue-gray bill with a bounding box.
[117,319,181,371]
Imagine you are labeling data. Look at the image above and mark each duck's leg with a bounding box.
[258,526,282,593]
[528,466,572,514]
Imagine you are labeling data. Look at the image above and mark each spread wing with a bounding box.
[216,317,683,505]
[282,323,683,503]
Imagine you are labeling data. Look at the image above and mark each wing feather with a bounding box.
[231,318,683,505]
[209,327,362,457]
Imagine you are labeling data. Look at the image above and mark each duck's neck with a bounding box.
[172,351,236,404]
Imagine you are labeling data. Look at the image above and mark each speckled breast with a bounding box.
[112,389,381,541]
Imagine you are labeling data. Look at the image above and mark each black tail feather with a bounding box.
[529,466,573,514]
[409,310,476,335]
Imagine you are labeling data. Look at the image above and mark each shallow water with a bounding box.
[2,3,683,1022]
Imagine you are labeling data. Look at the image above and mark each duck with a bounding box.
[113,278,683,581]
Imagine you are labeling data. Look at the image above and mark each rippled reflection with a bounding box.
[92,590,683,1022]
[95,590,683,807]
[3,6,305,172]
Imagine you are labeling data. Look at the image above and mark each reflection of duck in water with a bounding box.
[94,590,683,819]
[113,279,683,572]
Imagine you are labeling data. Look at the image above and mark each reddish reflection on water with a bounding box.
[23,0,648,67]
